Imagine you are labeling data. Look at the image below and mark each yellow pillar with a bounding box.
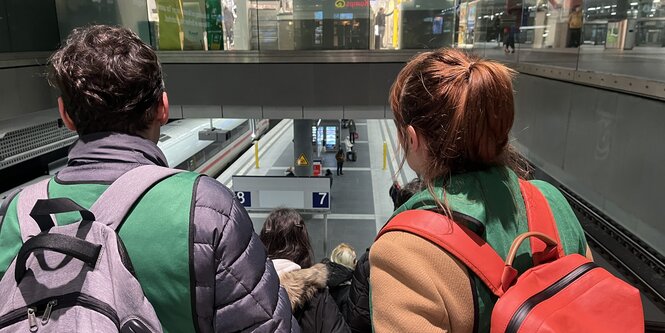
[392,0,401,48]
[254,141,260,168]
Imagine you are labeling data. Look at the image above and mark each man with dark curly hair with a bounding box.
[0,25,299,333]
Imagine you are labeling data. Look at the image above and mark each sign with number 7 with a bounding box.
[312,192,329,208]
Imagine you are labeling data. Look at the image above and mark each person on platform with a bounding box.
[222,4,237,48]
[374,7,394,49]
[336,149,345,176]
[348,120,357,144]
[568,6,583,48]
[503,26,515,53]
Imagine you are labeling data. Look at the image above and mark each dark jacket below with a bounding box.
[280,264,351,333]
[345,250,371,333]
[322,259,354,315]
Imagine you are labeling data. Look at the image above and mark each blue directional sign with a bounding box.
[235,191,252,207]
[312,192,330,209]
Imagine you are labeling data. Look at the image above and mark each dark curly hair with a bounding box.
[260,208,314,268]
[48,25,164,135]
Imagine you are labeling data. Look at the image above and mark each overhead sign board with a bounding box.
[232,175,331,211]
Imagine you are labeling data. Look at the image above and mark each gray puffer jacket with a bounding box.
[0,133,299,333]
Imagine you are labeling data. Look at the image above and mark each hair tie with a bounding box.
[465,62,475,78]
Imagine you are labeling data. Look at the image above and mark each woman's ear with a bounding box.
[406,125,420,151]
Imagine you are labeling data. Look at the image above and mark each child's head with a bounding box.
[330,243,357,269]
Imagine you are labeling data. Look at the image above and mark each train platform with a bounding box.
[217,119,416,260]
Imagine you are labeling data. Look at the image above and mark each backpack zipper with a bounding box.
[40,300,57,325]
[505,262,598,333]
[0,293,120,330]
[27,308,37,332]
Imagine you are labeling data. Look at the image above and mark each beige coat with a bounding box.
[370,231,475,333]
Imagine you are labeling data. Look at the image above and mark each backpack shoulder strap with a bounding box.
[377,210,508,297]
[90,165,184,230]
[16,178,51,242]
[518,179,565,265]
[0,188,21,226]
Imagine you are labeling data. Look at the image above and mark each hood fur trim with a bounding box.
[279,263,329,310]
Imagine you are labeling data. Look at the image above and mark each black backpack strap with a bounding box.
[0,188,21,228]
[90,165,183,230]
[16,178,51,242]
[29,198,96,232]
[15,233,101,283]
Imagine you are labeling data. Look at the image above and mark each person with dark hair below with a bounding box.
[260,208,350,333]
[392,178,422,211]
[370,49,591,332]
[388,181,401,210]
[335,149,345,175]
[346,177,422,333]
[0,25,298,333]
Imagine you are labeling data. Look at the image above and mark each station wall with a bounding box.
[513,73,665,257]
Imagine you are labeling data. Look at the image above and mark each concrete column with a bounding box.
[293,119,313,176]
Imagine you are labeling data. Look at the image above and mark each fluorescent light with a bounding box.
[630,2,638,5]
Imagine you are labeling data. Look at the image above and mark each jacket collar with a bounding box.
[56,132,168,183]
[278,263,329,310]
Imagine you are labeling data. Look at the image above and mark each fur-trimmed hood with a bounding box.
[278,263,329,310]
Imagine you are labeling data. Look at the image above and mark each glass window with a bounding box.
[0,0,60,53]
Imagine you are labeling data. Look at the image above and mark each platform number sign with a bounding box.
[235,191,252,207]
[312,192,330,209]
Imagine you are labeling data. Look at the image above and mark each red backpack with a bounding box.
[377,180,644,333]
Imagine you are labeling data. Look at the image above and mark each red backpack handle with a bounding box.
[377,179,564,296]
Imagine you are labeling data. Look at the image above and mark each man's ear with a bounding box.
[156,92,170,125]
[57,97,76,131]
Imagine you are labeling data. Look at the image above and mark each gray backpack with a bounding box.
[0,165,180,333]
